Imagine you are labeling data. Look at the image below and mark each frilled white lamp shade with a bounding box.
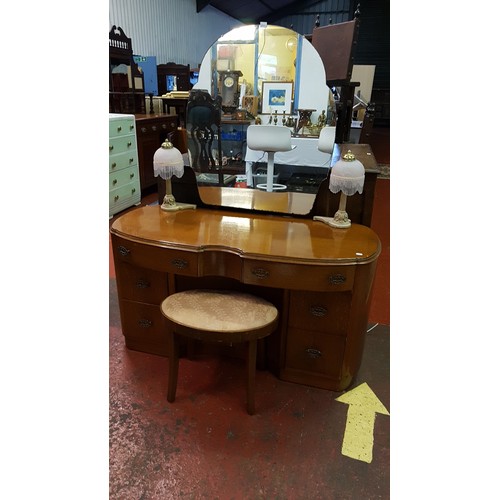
[153,139,196,212]
[317,126,337,154]
[314,150,365,229]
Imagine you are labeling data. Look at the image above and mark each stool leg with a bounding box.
[167,332,179,403]
[246,339,257,415]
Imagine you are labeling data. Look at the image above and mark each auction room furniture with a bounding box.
[110,195,380,392]
[109,114,141,217]
[161,290,278,414]
[311,13,360,143]
[134,114,178,195]
[109,26,145,114]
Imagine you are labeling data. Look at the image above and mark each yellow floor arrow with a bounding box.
[335,382,389,463]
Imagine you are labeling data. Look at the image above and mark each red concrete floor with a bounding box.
[109,131,390,498]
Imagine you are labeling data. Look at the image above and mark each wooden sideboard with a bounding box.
[110,206,380,391]
[134,114,178,194]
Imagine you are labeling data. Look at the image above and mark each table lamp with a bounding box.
[313,150,364,229]
[317,126,337,154]
[153,139,196,211]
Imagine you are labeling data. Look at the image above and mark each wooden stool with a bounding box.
[160,289,279,415]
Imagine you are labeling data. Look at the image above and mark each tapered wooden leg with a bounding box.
[246,340,257,415]
[167,332,179,403]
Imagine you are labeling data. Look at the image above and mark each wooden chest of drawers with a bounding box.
[109,114,141,217]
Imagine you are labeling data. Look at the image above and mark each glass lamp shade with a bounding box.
[329,150,365,195]
[153,140,184,180]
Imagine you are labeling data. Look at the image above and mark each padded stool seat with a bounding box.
[160,289,279,414]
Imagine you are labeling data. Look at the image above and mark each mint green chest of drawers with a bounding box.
[109,114,141,218]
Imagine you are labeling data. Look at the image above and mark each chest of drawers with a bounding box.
[109,114,141,217]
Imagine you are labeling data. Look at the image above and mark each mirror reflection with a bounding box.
[187,24,337,215]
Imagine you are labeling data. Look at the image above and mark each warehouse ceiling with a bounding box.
[196,0,324,24]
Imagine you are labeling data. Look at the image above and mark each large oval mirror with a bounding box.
[188,24,337,215]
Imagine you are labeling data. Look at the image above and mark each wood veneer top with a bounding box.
[110,206,380,265]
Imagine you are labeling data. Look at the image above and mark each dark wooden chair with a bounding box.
[160,289,279,415]
[186,89,225,185]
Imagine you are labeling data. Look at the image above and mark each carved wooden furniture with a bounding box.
[186,89,224,185]
[109,114,140,217]
[160,290,278,414]
[110,204,380,392]
[134,114,178,194]
[109,26,145,114]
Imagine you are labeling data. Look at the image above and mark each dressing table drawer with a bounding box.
[242,261,355,291]
[119,300,170,357]
[114,263,168,304]
[112,236,199,276]
[288,290,351,335]
[283,328,346,382]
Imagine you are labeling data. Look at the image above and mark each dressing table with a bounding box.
[110,23,381,393]
[110,187,380,392]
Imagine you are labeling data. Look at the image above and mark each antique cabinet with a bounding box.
[134,114,178,194]
[109,114,141,217]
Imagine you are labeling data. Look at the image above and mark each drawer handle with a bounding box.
[328,273,346,285]
[127,141,132,147]
[111,162,117,168]
[171,258,188,269]
[130,172,134,178]
[305,348,322,359]
[112,179,117,185]
[251,267,270,280]
[114,195,119,201]
[130,124,134,130]
[136,279,150,289]
[117,126,122,132]
[109,145,114,151]
[310,305,328,317]
[162,124,167,129]
[118,245,130,256]
[141,127,147,133]
[138,319,152,328]
[129,157,134,163]
[152,125,157,131]
[131,188,136,194]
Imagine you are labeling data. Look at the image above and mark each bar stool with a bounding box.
[246,125,293,192]
[160,289,279,415]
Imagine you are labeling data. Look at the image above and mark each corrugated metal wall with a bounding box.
[109,0,242,67]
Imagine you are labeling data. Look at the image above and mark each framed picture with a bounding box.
[261,81,293,114]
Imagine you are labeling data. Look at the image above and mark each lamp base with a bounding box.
[313,211,351,229]
[161,194,196,212]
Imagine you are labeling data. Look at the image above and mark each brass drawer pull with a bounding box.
[251,267,270,279]
[328,273,346,285]
[138,319,152,328]
[310,305,328,317]
[171,258,188,269]
[135,279,150,289]
[141,127,147,133]
[152,125,157,131]
[118,245,130,256]
[305,348,322,359]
